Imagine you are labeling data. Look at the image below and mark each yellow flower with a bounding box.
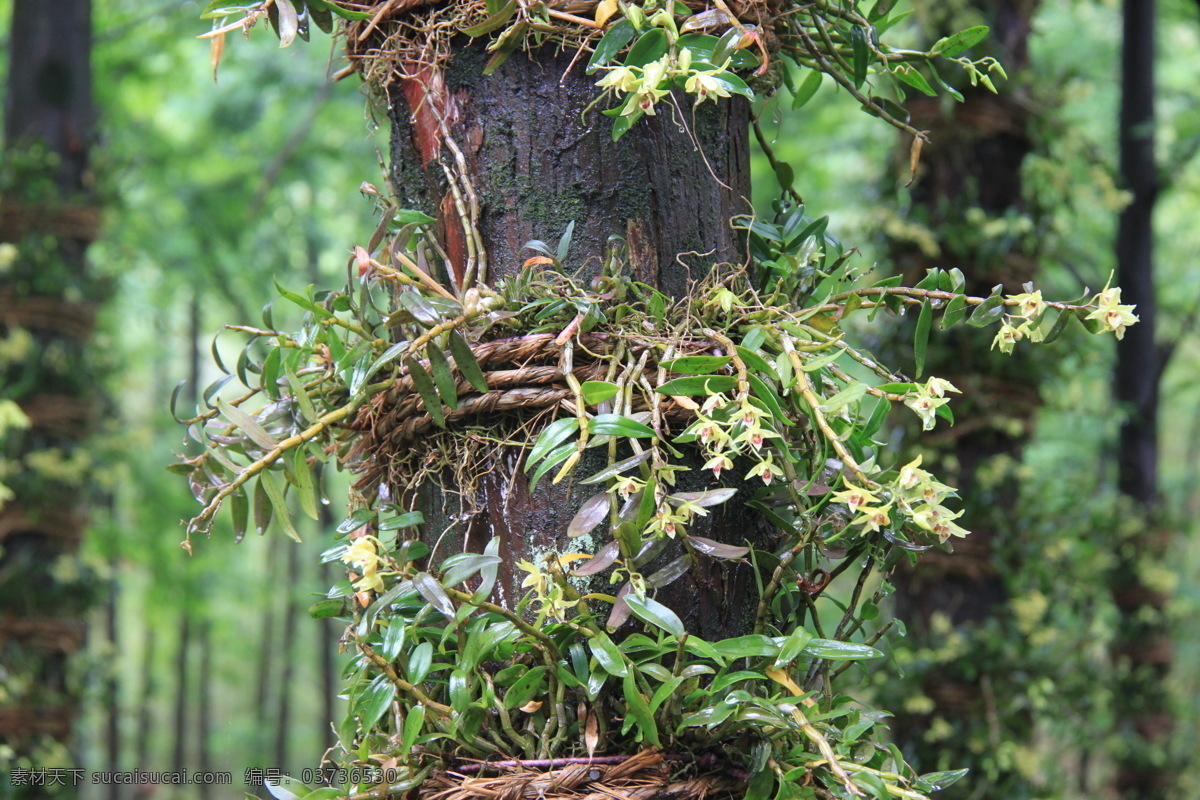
[342,537,386,593]
[684,69,732,104]
[856,503,892,534]
[831,483,879,510]
[1087,286,1139,340]
[992,321,1021,354]
[1008,289,1046,319]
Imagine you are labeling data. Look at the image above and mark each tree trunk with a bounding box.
[384,44,766,638]
[1111,2,1173,797]
[0,0,97,787]
[274,538,300,775]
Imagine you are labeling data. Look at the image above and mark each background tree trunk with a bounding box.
[0,0,98,789]
[383,44,769,639]
[882,0,1046,791]
[1110,2,1174,797]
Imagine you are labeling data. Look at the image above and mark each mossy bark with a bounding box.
[385,42,767,640]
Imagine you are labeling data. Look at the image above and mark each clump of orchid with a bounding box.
[993,278,1139,354]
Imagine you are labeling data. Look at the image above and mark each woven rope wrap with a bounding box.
[426,750,745,800]
[344,333,691,491]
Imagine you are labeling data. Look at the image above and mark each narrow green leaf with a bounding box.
[713,635,779,658]
[623,671,661,746]
[427,345,459,411]
[229,488,249,542]
[253,475,273,536]
[850,25,869,88]
[579,449,653,484]
[291,446,319,521]
[819,382,867,414]
[791,69,822,109]
[588,413,656,438]
[525,418,580,470]
[448,330,489,393]
[354,675,395,730]
[656,375,738,396]
[529,442,577,491]
[414,572,457,618]
[914,299,932,378]
[401,705,426,757]
[259,471,302,542]
[803,638,883,660]
[405,357,445,427]
[217,398,278,451]
[660,355,731,374]
[587,18,636,74]
[503,666,548,709]
[932,25,989,57]
[966,293,1006,327]
[589,631,628,677]
[284,368,318,423]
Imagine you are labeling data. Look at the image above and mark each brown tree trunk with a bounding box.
[0,0,98,788]
[383,44,767,638]
[1110,2,1173,797]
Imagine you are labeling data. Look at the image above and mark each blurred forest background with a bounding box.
[2,0,1200,798]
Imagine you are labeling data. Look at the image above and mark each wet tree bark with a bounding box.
[0,0,98,785]
[1110,2,1173,797]
[384,43,767,639]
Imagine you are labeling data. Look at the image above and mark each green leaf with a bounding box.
[914,299,932,378]
[579,449,653,484]
[503,666,548,709]
[588,413,656,438]
[656,375,738,396]
[747,374,793,427]
[461,0,517,35]
[734,346,777,379]
[623,671,661,746]
[382,620,407,660]
[360,340,408,394]
[587,19,636,73]
[529,442,577,491]
[803,638,883,660]
[933,25,989,57]
[526,418,580,470]
[624,28,668,68]
[291,446,319,521]
[401,704,426,757]
[408,641,434,684]
[915,768,970,791]
[589,631,628,677]
[405,357,446,427]
[893,65,937,97]
[774,627,814,666]
[308,598,345,619]
[791,69,822,109]
[713,635,778,658]
[820,382,867,415]
[850,25,870,88]
[284,368,318,423]
[448,330,489,393]
[966,292,1006,327]
[427,345,459,411]
[414,572,456,618]
[354,675,396,730]
[660,355,730,374]
[217,398,279,451]
[624,594,685,636]
[259,472,302,542]
[941,294,969,329]
[581,380,621,405]
[378,510,425,531]
[796,348,843,373]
